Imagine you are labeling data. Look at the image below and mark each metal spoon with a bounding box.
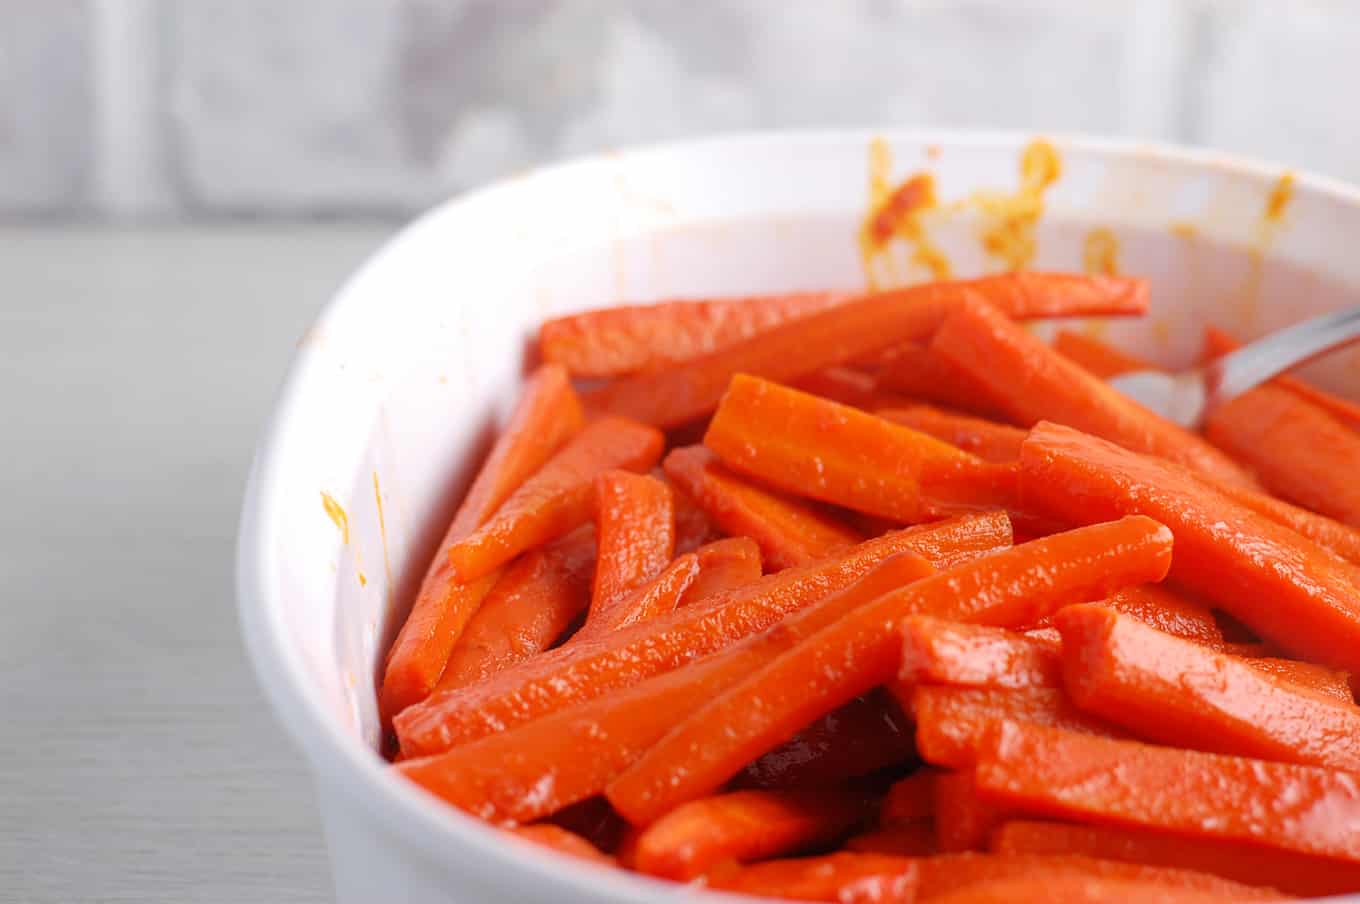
[1109,307,1360,428]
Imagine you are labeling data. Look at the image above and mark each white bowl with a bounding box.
[237,132,1360,903]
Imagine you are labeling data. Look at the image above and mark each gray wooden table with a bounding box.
[1,225,394,903]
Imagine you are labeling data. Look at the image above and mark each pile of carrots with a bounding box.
[380,271,1360,903]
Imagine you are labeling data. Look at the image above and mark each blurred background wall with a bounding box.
[4,0,1358,222]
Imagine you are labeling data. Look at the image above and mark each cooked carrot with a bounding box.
[992,819,1360,898]
[435,527,595,691]
[447,416,664,583]
[1032,584,1223,648]
[922,874,1282,904]
[396,555,938,823]
[1054,603,1360,771]
[737,691,915,791]
[900,617,1062,690]
[510,824,614,865]
[630,789,874,880]
[975,720,1360,861]
[1239,657,1353,704]
[881,769,937,825]
[704,374,990,523]
[539,291,848,378]
[910,686,1120,770]
[665,474,722,554]
[878,404,1027,463]
[844,823,939,857]
[934,770,1006,852]
[1206,324,1360,431]
[397,512,1009,757]
[585,273,1149,428]
[606,517,1172,825]
[876,343,1013,420]
[706,852,918,903]
[1020,421,1360,673]
[664,445,862,571]
[795,365,910,410]
[680,536,762,606]
[932,299,1256,487]
[381,364,585,721]
[582,470,675,632]
[1053,329,1155,378]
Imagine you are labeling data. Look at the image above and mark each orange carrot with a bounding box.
[510,824,614,865]
[910,686,1120,770]
[585,273,1149,428]
[583,470,675,632]
[1020,421,1360,673]
[881,770,937,825]
[396,555,937,823]
[877,404,1026,463]
[876,343,1013,420]
[921,873,1282,904]
[934,770,1006,852]
[680,536,762,606]
[447,416,665,583]
[582,554,703,640]
[395,513,1010,758]
[1206,324,1360,431]
[381,364,585,721]
[666,474,722,554]
[736,692,915,790]
[1037,584,1223,648]
[435,527,595,691]
[975,720,1360,861]
[1053,329,1155,378]
[606,517,1172,825]
[630,790,874,880]
[900,617,1062,690]
[539,291,848,378]
[931,299,1256,487]
[992,819,1360,898]
[664,445,862,570]
[795,365,910,410]
[706,852,918,903]
[1054,603,1360,771]
[844,824,939,857]
[1239,657,1353,704]
[704,374,988,523]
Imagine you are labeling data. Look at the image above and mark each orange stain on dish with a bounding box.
[1265,171,1296,223]
[1082,227,1120,277]
[860,138,952,288]
[973,138,1062,272]
[321,491,350,545]
[1169,221,1200,241]
[374,471,395,600]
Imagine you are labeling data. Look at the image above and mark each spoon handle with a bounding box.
[1205,307,1360,407]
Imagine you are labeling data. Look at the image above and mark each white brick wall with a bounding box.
[3,0,1359,219]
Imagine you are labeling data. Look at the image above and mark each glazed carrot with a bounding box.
[1020,421,1360,673]
[877,405,1026,463]
[381,364,585,721]
[899,617,1062,690]
[447,416,665,582]
[844,824,939,857]
[397,555,937,822]
[1054,603,1360,771]
[583,554,703,640]
[1032,584,1223,648]
[876,343,1013,420]
[1206,324,1360,430]
[922,874,1282,904]
[931,299,1257,487]
[736,692,915,790]
[934,770,1006,852]
[881,770,936,825]
[606,517,1172,825]
[704,374,986,522]
[510,824,614,865]
[664,445,862,571]
[583,470,675,632]
[396,513,1010,757]
[539,291,847,378]
[630,789,874,880]
[706,852,918,903]
[910,686,1120,770]
[795,365,909,410]
[1239,657,1353,704]
[666,475,722,554]
[435,527,595,691]
[585,273,1149,428]
[975,720,1360,861]
[992,820,1360,898]
[1053,329,1155,378]
[680,536,762,606]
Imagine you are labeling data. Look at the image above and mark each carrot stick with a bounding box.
[447,416,665,583]
[844,824,939,857]
[585,273,1149,428]
[975,720,1360,861]
[606,517,1172,825]
[395,513,1010,757]
[922,874,1282,904]
[510,824,614,865]
[539,291,848,378]
[882,769,937,825]
[664,445,862,571]
[899,617,1062,690]
[1032,584,1223,648]
[665,474,722,554]
[795,365,910,410]
[934,770,1006,852]
[381,364,585,721]
[1053,329,1155,378]
[877,405,1027,463]
[1206,324,1360,431]
[577,554,702,642]
[1054,603,1360,771]
[875,343,1014,420]
[630,789,874,880]
[736,691,915,790]
[396,554,938,822]
[435,527,595,691]
[1239,657,1353,704]
[704,374,987,523]
[1020,421,1360,673]
[680,536,762,606]
[991,819,1360,898]
[582,471,675,632]
[910,686,1120,770]
[706,852,918,903]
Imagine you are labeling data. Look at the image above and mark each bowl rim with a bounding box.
[236,127,1360,901]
